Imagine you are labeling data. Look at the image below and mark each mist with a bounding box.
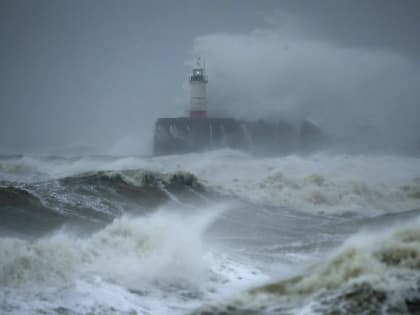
[1,0,419,155]
[192,18,420,153]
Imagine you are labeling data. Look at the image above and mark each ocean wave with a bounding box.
[247,172,420,215]
[0,185,43,207]
[56,169,206,212]
[1,151,420,215]
[0,186,66,234]
[0,204,273,315]
[0,170,207,236]
[60,169,202,191]
[0,157,48,183]
[157,151,420,215]
[0,155,148,182]
[192,215,420,314]
[0,208,221,288]
[56,165,420,216]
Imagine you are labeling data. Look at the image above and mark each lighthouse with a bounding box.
[189,58,208,118]
[152,58,329,155]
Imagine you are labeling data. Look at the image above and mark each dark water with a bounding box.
[0,169,207,234]
[1,152,420,314]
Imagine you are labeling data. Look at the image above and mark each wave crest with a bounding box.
[0,208,222,288]
[193,217,420,314]
[60,169,202,191]
[211,170,420,215]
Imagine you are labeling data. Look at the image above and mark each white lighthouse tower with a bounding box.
[189,58,208,118]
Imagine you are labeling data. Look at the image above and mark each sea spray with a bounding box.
[0,203,258,315]
[192,215,420,314]
[1,151,420,314]
[0,204,225,288]
[2,151,420,215]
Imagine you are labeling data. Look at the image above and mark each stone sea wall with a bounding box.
[153,117,328,156]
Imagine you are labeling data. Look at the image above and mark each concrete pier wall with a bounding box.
[153,117,328,156]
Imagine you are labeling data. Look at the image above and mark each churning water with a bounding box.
[1,150,420,314]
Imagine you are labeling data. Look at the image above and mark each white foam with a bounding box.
[258,215,420,303]
[0,208,213,287]
[2,150,419,214]
[0,203,270,314]
[0,155,149,182]
[193,215,420,314]
[150,151,420,215]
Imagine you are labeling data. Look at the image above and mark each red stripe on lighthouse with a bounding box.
[190,110,207,118]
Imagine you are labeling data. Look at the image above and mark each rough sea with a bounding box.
[1,149,420,315]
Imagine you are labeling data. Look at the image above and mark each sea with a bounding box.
[1,149,420,315]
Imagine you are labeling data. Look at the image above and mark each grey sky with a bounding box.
[1,0,419,154]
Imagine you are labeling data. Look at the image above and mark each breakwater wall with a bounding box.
[153,117,328,155]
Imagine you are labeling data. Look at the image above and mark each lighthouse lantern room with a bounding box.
[189,58,208,118]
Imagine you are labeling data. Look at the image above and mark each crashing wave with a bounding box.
[257,172,420,214]
[0,170,206,236]
[192,216,420,314]
[173,152,420,215]
[0,209,220,288]
[60,169,203,190]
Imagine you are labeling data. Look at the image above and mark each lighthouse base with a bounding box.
[153,117,328,156]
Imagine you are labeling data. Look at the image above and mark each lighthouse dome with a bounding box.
[189,68,207,82]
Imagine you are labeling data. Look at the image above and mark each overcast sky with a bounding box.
[1,0,419,154]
